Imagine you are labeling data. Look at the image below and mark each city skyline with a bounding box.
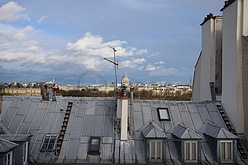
[0,0,225,85]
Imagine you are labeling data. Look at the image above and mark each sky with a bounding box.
[0,0,225,85]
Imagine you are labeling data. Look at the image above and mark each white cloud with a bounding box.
[119,58,146,69]
[145,63,160,71]
[154,61,165,65]
[37,16,48,23]
[0,1,29,22]
[66,32,147,58]
[25,46,39,51]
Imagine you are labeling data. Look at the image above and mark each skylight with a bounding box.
[157,108,170,121]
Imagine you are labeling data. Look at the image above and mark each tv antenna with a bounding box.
[104,45,118,92]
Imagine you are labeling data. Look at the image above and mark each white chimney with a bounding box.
[120,99,128,140]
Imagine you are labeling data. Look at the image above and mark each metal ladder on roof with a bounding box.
[54,101,73,159]
[216,104,247,160]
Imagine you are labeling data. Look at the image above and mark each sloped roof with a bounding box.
[0,138,18,153]
[1,96,244,164]
[0,134,32,142]
[140,121,167,139]
[169,123,203,139]
[200,122,238,139]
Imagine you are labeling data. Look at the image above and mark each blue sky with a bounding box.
[0,0,225,85]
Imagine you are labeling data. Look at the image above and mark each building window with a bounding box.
[23,141,28,163]
[220,140,234,163]
[157,108,170,121]
[88,137,101,155]
[40,135,57,152]
[5,151,13,165]
[149,140,163,162]
[184,141,198,162]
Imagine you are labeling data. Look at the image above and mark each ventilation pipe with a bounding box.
[210,82,216,101]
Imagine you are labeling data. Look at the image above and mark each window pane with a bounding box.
[220,141,233,161]
[192,143,197,160]
[91,139,99,145]
[221,142,225,160]
[158,108,170,120]
[150,141,155,159]
[185,143,190,160]
[157,142,161,159]
[226,142,232,159]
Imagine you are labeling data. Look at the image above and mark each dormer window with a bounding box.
[149,140,163,162]
[184,141,198,163]
[40,135,57,152]
[220,140,234,163]
[88,137,101,155]
[157,108,170,121]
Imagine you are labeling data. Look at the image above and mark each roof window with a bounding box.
[88,137,101,155]
[157,108,170,121]
[40,135,57,152]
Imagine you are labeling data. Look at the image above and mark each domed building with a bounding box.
[121,72,130,87]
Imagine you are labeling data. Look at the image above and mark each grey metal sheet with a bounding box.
[141,101,151,107]
[201,143,214,162]
[180,111,195,130]
[133,111,144,131]
[50,112,65,134]
[114,140,120,163]
[2,107,18,128]
[1,100,12,118]
[30,111,46,130]
[58,140,68,161]
[122,140,135,164]
[198,106,212,123]
[186,103,198,113]
[169,105,183,124]
[66,139,80,160]
[178,103,188,112]
[163,121,173,132]
[70,117,84,139]
[76,142,87,162]
[133,101,142,112]
[93,115,104,136]
[100,144,112,163]
[16,98,31,115]
[82,115,94,136]
[135,140,146,164]
[142,107,152,124]
[9,114,24,133]
[209,111,226,128]
[190,113,203,132]
[47,102,56,112]
[39,112,56,133]
[9,97,22,108]
[37,102,49,110]
[102,137,113,144]
[23,103,39,123]
[18,122,31,134]
[151,110,161,127]
[167,141,180,160]
[95,106,105,116]
[206,103,218,112]
[85,101,95,115]
[102,116,113,136]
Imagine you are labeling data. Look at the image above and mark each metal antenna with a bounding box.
[104,45,118,92]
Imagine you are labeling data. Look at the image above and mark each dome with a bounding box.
[121,72,130,86]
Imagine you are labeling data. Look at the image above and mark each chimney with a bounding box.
[120,99,128,140]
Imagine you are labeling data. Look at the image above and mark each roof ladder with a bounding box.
[54,101,73,158]
[216,104,247,160]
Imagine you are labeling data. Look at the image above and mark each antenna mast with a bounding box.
[105,45,118,92]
